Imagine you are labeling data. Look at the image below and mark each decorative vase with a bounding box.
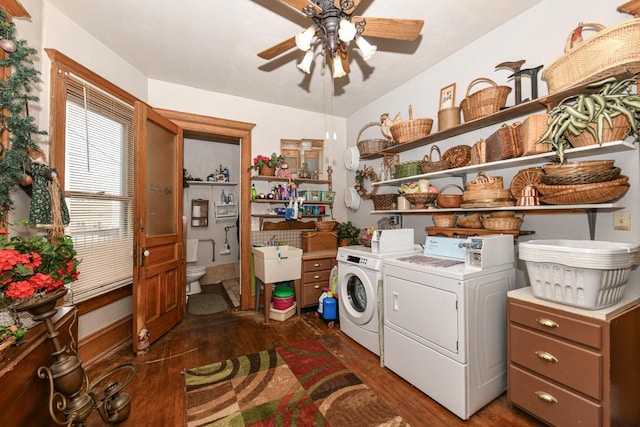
[260,165,275,176]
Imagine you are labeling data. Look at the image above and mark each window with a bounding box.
[62,74,135,302]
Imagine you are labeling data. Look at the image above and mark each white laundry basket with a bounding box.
[519,240,639,309]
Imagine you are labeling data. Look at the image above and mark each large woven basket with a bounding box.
[535,175,629,197]
[302,231,337,252]
[421,145,449,173]
[460,78,511,122]
[542,20,640,93]
[372,193,398,210]
[541,167,621,186]
[356,122,392,156]
[315,220,338,232]
[520,114,552,156]
[390,105,434,144]
[566,114,630,147]
[481,216,523,231]
[543,160,615,177]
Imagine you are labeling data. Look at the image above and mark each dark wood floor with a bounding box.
[83,284,546,426]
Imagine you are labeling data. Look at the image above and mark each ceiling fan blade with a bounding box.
[279,0,322,15]
[353,16,424,41]
[258,36,297,60]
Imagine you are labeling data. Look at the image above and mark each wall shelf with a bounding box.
[187,180,238,186]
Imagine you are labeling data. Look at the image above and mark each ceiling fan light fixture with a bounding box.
[332,56,347,79]
[295,25,316,51]
[297,49,314,74]
[338,18,357,42]
[356,36,376,61]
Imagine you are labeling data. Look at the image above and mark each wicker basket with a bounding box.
[356,122,392,156]
[394,159,424,178]
[372,193,398,210]
[485,123,524,162]
[302,231,338,252]
[315,220,338,232]
[442,145,472,169]
[566,114,631,147]
[402,192,437,209]
[436,184,464,208]
[457,213,483,229]
[390,105,434,144]
[510,167,544,198]
[543,160,615,177]
[470,139,487,164]
[466,171,504,191]
[540,183,630,205]
[460,78,512,122]
[542,20,640,93]
[421,145,449,173]
[432,214,458,228]
[535,175,629,197]
[481,216,523,231]
[541,167,621,185]
[463,188,511,202]
[520,114,552,155]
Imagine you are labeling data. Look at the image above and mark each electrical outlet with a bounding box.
[388,215,401,226]
[613,211,630,230]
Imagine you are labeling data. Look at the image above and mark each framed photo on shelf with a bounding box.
[439,83,456,110]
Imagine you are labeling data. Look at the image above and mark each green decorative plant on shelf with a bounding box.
[336,221,360,246]
[537,76,640,163]
[247,153,285,172]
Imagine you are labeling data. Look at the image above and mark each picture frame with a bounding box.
[439,83,456,110]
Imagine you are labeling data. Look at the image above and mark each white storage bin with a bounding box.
[269,302,296,321]
[519,239,639,309]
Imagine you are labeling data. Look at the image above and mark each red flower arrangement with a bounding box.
[0,234,79,306]
[247,152,285,172]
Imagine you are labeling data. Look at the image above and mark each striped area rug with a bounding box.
[184,339,408,426]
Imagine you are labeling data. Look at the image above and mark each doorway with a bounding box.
[156,109,255,310]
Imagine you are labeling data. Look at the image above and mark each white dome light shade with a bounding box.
[295,26,316,51]
[338,18,357,42]
[356,36,377,61]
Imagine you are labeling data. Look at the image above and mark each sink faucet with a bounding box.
[270,235,278,246]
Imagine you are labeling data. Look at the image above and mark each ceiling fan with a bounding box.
[258,0,424,79]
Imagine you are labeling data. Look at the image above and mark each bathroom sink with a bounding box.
[253,245,302,283]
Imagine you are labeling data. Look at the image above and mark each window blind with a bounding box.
[64,74,135,302]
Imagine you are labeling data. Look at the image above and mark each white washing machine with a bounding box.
[337,229,421,356]
[383,235,516,420]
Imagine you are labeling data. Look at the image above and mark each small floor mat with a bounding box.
[187,293,229,315]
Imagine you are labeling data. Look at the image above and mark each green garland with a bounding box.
[0,6,47,222]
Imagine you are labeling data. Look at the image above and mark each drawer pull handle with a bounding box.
[536,317,559,329]
[314,285,320,289]
[535,351,558,363]
[314,275,321,279]
[534,391,558,404]
[314,263,321,267]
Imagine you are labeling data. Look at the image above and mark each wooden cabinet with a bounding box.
[506,287,640,427]
[300,250,337,308]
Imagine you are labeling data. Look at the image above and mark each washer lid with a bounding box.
[344,187,361,211]
[344,146,360,171]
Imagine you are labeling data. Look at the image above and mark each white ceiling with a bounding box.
[51,0,543,117]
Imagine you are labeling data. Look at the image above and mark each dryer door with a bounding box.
[338,264,377,326]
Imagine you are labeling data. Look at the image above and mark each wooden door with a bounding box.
[133,102,184,347]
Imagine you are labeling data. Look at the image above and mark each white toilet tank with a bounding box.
[186,239,199,263]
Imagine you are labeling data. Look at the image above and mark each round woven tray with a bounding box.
[442,145,472,169]
[403,192,437,209]
[535,175,629,197]
[540,167,621,185]
[543,160,615,176]
[540,183,629,205]
[510,167,543,198]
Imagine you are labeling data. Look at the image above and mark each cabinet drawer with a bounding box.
[510,324,602,399]
[302,281,325,308]
[303,269,331,284]
[509,364,601,427]
[509,300,602,349]
[303,258,334,272]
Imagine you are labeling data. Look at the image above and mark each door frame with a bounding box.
[155,109,255,310]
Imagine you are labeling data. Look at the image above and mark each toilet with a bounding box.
[186,239,206,296]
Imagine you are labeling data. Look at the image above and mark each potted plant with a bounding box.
[336,221,360,246]
[537,76,640,163]
[247,153,285,176]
